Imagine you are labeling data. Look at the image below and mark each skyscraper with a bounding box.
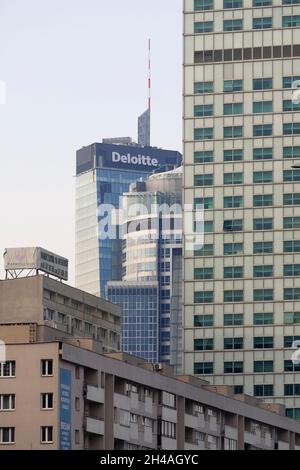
[183,0,300,417]
[76,140,181,297]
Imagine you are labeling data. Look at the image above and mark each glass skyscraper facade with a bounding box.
[75,141,181,297]
[183,0,300,416]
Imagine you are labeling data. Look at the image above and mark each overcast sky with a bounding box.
[0,0,182,283]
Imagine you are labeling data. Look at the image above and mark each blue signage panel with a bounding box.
[76,143,182,175]
[60,368,72,450]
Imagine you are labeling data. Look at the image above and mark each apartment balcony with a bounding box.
[86,385,104,404]
[185,413,206,431]
[158,405,177,423]
[85,417,104,436]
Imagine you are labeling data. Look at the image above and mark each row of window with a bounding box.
[195,288,300,303]
[194,359,300,374]
[194,100,300,117]
[194,124,300,140]
[195,218,300,233]
[195,169,300,186]
[194,336,300,349]
[0,427,53,444]
[195,147,300,163]
[194,311,300,326]
[0,393,53,411]
[195,241,300,256]
[194,44,300,63]
[195,193,300,209]
[0,360,53,378]
[195,264,300,279]
[195,77,299,94]
[195,16,300,34]
[194,0,299,10]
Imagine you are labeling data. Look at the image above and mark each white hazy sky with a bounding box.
[0,0,182,284]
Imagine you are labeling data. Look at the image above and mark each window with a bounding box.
[224,243,243,255]
[224,314,244,326]
[41,393,53,410]
[284,169,300,182]
[195,174,213,187]
[284,264,300,278]
[224,80,243,92]
[194,0,214,10]
[224,19,243,31]
[253,265,273,278]
[224,266,244,279]
[285,384,300,396]
[254,385,274,397]
[194,244,214,256]
[224,196,243,208]
[223,220,243,232]
[224,126,243,138]
[283,123,300,136]
[254,337,274,349]
[253,195,273,207]
[283,15,300,27]
[253,218,273,230]
[234,385,244,394]
[253,171,273,183]
[285,360,300,372]
[253,101,273,113]
[224,172,243,185]
[195,128,214,140]
[224,149,243,161]
[284,288,300,300]
[194,197,214,210]
[224,104,243,117]
[194,362,214,375]
[284,193,300,205]
[75,397,80,411]
[283,76,300,88]
[0,395,15,411]
[194,21,214,33]
[284,217,300,229]
[130,413,138,424]
[284,312,300,324]
[224,290,244,302]
[224,338,244,350]
[194,220,214,233]
[284,240,300,253]
[194,81,214,94]
[253,17,272,29]
[253,242,273,254]
[0,361,16,378]
[284,336,300,348]
[286,408,300,420]
[224,362,244,374]
[253,125,272,137]
[194,338,214,351]
[75,430,80,445]
[194,151,213,163]
[224,0,243,7]
[253,289,273,301]
[41,360,53,376]
[253,0,272,5]
[194,105,214,117]
[194,291,214,304]
[194,315,214,327]
[253,78,272,90]
[253,148,273,160]
[254,361,273,373]
[283,146,300,159]
[253,312,274,325]
[41,426,53,444]
[194,267,214,280]
[0,428,15,444]
[283,100,300,112]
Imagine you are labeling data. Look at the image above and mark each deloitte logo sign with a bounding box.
[112,151,159,168]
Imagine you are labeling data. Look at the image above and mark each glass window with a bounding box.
[283,123,300,136]
[194,291,214,304]
[224,337,244,350]
[194,315,214,327]
[41,360,53,377]
[41,393,54,410]
[224,196,243,208]
[284,288,300,300]
[224,126,243,138]
[194,81,214,94]
[194,151,213,163]
[224,362,244,374]
[194,244,214,256]
[253,125,272,136]
[284,217,300,229]
[0,395,16,411]
[284,312,300,324]
[253,78,272,90]
[284,265,300,277]
[284,336,300,348]
[283,146,300,159]
[253,0,272,5]
[41,426,53,444]
[224,290,244,302]
[224,172,243,184]
[0,361,16,378]
[224,314,244,326]
[284,240,300,253]
[283,100,300,112]
[253,101,273,113]
[283,0,300,3]
[283,15,300,27]
[254,385,273,397]
[253,195,273,207]
[194,197,214,209]
[283,169,300,181]
[194,267,214,280]
[224,243,243,255]
[223,220,243,232]
[253,17,272,29]
[285,384,300,396]
[224,103,243,115]
[194,174,214,186]
[253,218,273,230]
[0,428,15,444]
[253,171,273,183]
[284,193,300,205]
[285,361,300,372]
[253,148,273,160]
[224,266,244,278]
[253,265,273,278]
[254,313,274,325]
[194,362,214,375]
[253,242,273,254]
[224,0,243,7]
[224,19,243,31]
[283,76,300,88]
[194,105,214,117]
[253,289,273,301]
[194,220,214,233]
[194,338,214,351]
[224,149,243,161]
[195,128,214,140]
[194,21,214,33]
[254,337,274,348]
[224,80,243,92]
[194,0,214,10]
[254,361,273,373]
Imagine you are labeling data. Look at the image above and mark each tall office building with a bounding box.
[183,0,300,417]
[107,168,183,372]
[75,140,181,297]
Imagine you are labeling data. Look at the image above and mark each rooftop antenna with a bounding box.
[138,38,151,147]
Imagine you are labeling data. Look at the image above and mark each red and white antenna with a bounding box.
[148,38,151,114]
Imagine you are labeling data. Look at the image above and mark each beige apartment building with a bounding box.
[183,0,300,416]
[0,329,300,450]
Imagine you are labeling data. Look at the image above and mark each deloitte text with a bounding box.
[112,151,158,168]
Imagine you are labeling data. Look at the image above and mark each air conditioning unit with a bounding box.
[154,363,163,371]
